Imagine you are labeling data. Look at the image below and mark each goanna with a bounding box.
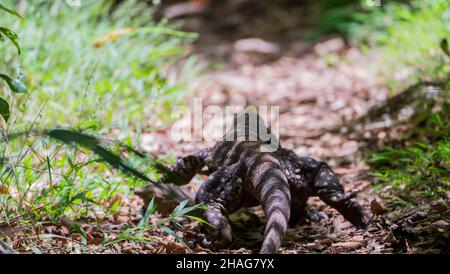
[139,113,367,254]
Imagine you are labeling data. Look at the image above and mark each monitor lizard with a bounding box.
[136,112,368,253]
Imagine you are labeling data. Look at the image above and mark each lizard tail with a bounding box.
[255,165,291,254]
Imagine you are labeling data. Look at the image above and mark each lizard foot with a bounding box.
[307,208,329,222]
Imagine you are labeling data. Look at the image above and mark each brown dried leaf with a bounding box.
[165,242,189,254]
[382,232,398,244]
[445,191,450,202]
[431,220,449,228]
[114,215,130,224]
[370,199,387,215]
[331,241,364,249]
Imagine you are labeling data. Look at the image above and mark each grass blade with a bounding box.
[45,129,154,183]
[0,4,22,18]
[138,197,157,227]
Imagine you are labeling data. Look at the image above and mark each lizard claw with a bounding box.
[329,191,358,203]
[307,208,329,222]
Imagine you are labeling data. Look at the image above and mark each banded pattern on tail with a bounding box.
[135,112,367,254]
[247,154,291,254]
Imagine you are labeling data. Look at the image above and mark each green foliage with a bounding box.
[139,197,157,227]
[345,1,450,209]
[316,1,450,92]
[0,0,198,132]
[0,3,23,18]
[368,104,450,207]
[0,98,10,122]
[45,129,152,182]
[310,0,383,39]
[0,74,28,94]
[109,199,208,248]
[368,0,450,91]
[369,139,449,206]
[0,0,202,248]
[0,3,26,124]
[0,26,21,54]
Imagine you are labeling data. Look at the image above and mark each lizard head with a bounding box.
[223,110,280,152]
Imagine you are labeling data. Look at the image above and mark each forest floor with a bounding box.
[133,1,448,254]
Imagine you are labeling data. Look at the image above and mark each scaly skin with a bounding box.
[137,113,367,253]
[154,140,367,254]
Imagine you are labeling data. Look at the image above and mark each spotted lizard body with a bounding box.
[138,113,367,254]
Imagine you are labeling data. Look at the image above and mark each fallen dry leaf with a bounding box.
[370,199,388,215]
[93,28,137,48]
[165,242,189,254]
[332,241,365,249]
[0,185,9,195]
[431,220,449,228]
[382,232,398,244]
[193,246,210,254]
[114,215,129,224]
[445,191,450,202]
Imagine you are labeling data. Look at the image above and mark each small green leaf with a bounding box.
[171,220,184,230]
[441,38,450,57]
[0,4,22,18]
[0,97,10,123]
[138,196,157,227]
[0,27,21,55]
[186,215,213,227]
[46,129,152,182]
[161,226,185,244]
[12,78,27,93]
[29,246,42,254]
[0,74,28,94]
[171,199,189,217]
[70,191,96,204]
[70,223,87,246]
[171,201,206,217]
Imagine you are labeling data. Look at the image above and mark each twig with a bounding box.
[0,201,54,227]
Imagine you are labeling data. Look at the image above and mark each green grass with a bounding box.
[315,0,450,92]
[364,0,450,92]
[0,0,201,251]
[1,0,198,131]
[368,136,450,208]
[345,1,450,210]
[367,105,450,232]
[367,100,450,208]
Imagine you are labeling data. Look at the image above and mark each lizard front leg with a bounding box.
[313,163,367,229]
[161,148,210,186]
[283,156,324,226]
[195,163,243,247]
[135,148,210,213]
